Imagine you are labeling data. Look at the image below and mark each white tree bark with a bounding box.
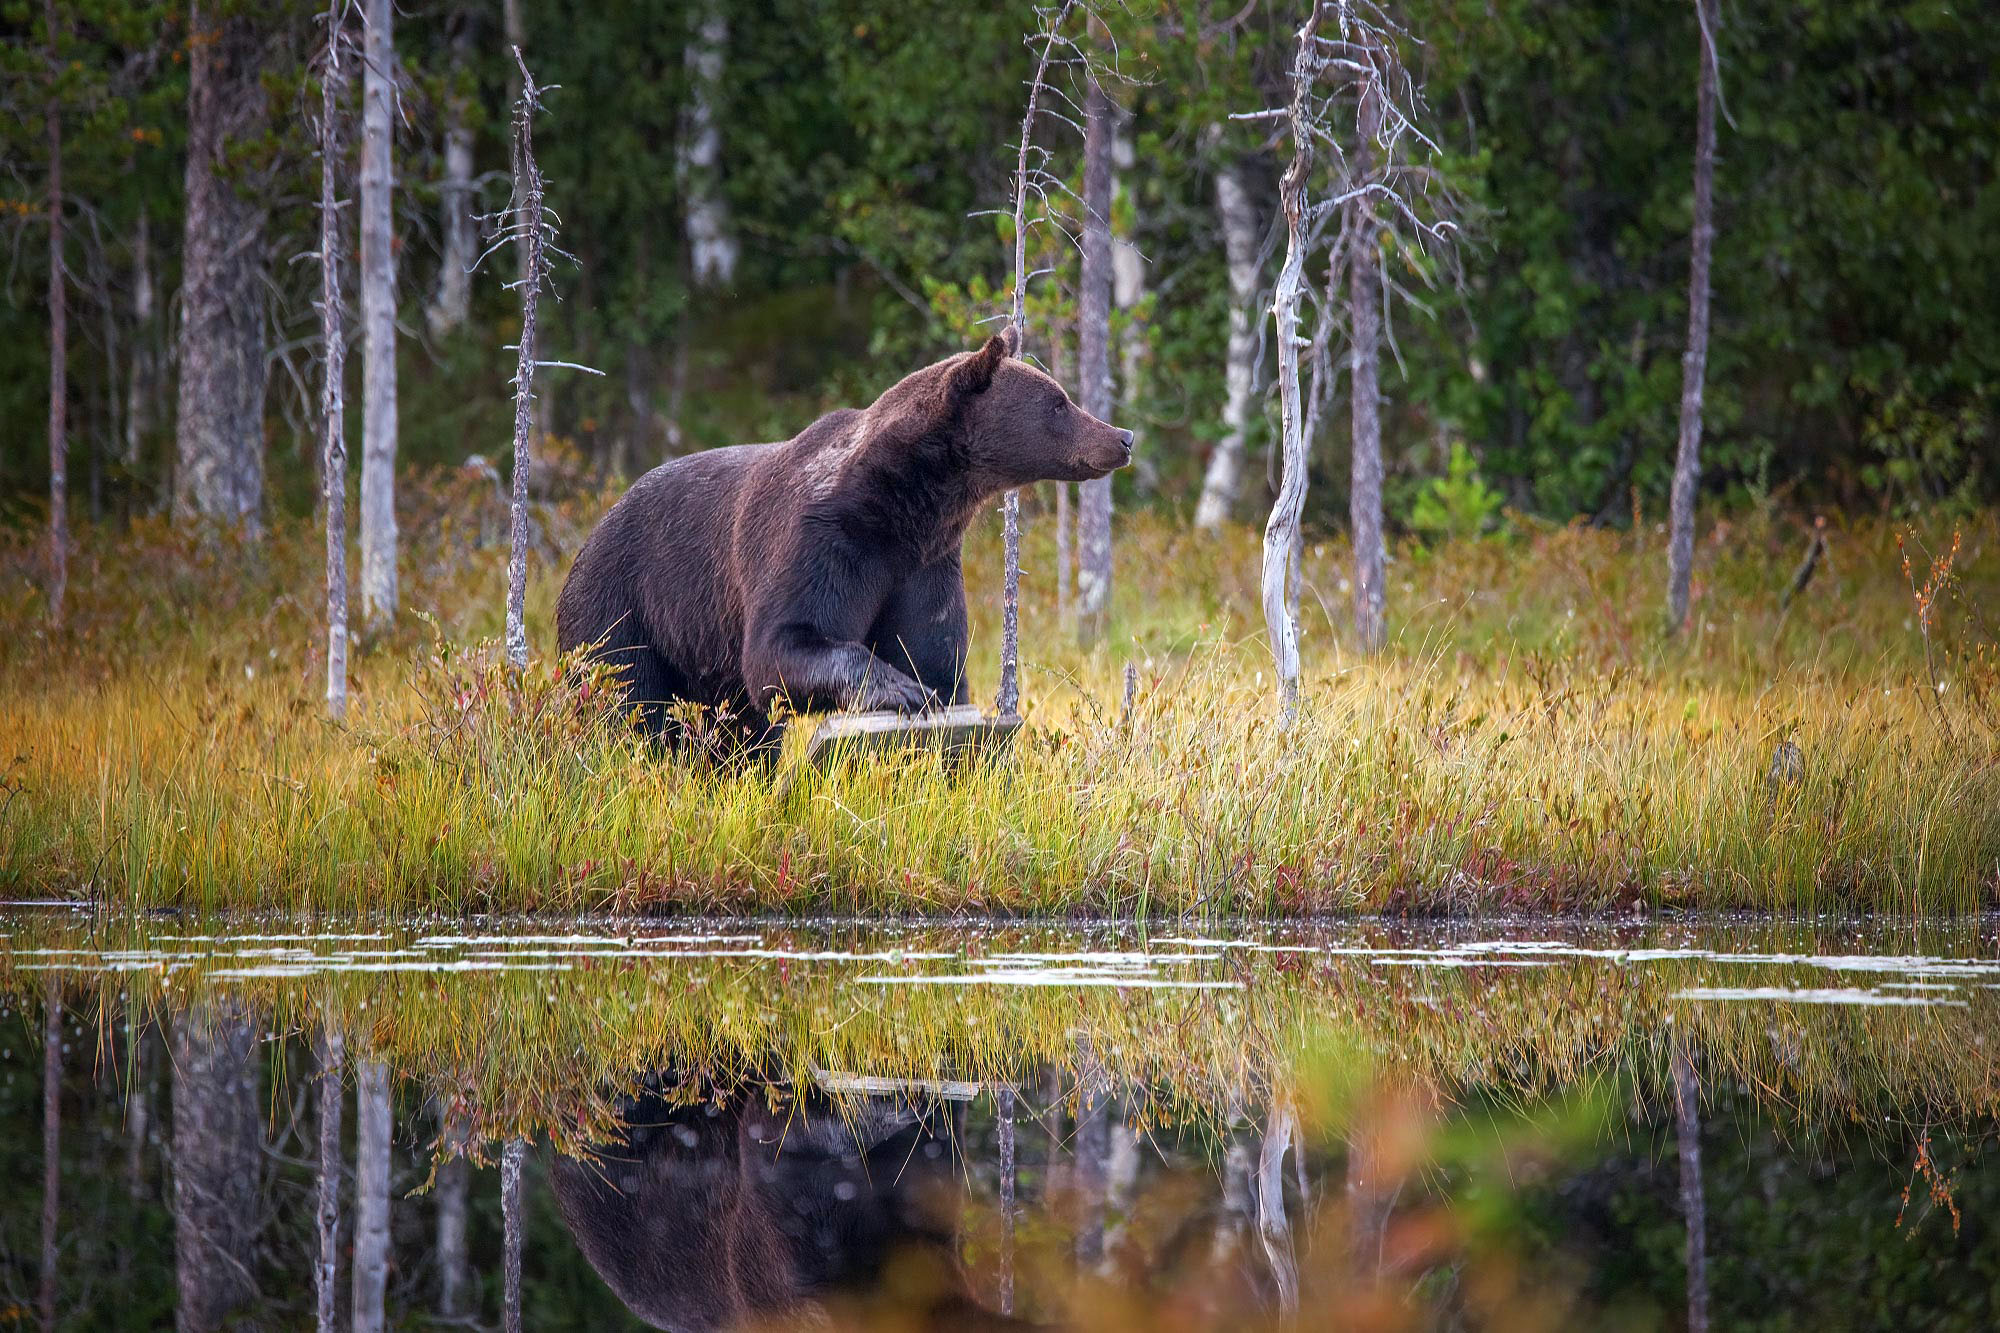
[505,51,549,672]
[351,1058,392,1333]
[1264,15,1319,723]
[1195,155,1260,531]
[435,1111,469,1318]
[359,0,398,632]
[1256,1101,1298,1314]
[125,205,154,472]
[1348,29,1387,655]
[315,1026,344,1333]
[996,1087,1016,1315]
[428,9,475,337]
[320,0,349,721]
[1076,68,1115,644]
[1111,128,1147,417]
[679,0,737,287]
[1667,0,1720,633]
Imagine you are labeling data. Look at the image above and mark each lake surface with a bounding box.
[4,909,1998,1330]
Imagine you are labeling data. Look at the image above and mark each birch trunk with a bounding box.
[351,1058,392,1333]
[435,1114,470,1317]
[1348,34,1387,655]
[1055,481,1072,623]
[45,0,67,629]
[428,9,475,337]
[1195,156,1260,530]
[1076,69,1115,644]
[501,1139,526,1333]
[125,1015,150,1201]
[315,1026,344,1333]
[358,0,398,631]
[320,0,350,720]
[1111,129,1147,418]
[1673,1046,1710,1333]
[174,0,267,533]
[172,1001,261,1333]
[40,979,61,1332]
[679,0,737,287]
[1667,0,1719,634]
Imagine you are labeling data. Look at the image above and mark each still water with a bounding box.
[3,909,1998,1330]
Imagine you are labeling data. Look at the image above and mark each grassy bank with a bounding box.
[2,488,1997,913]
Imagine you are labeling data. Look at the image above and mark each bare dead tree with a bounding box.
[504,52,549,671]
[1667,0,1722,634]
[1256,1099,1299,1315]
[1076,36,1116,644]
[44,0,67,630]
[359,0,399,632]
[40,977,60,1332]
[1672,1044,1710,1333]
[997,2,1080,717]
[319,0,351,721]
[1245,1,1458,705]
[501,1138,526,1333]
[314,1024,344,1333]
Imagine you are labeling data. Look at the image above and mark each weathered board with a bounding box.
[776,704,1021,798]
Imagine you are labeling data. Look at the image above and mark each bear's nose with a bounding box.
[1117,429,1134,454]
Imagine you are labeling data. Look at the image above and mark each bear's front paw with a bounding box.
[853,675,941,714]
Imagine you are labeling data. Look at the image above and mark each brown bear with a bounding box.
[555,328,1131,744]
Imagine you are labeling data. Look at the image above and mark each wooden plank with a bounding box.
[774,706,1021,800]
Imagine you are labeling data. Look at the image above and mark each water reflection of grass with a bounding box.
[2,511,1997,915]
[3,916,1995,1148]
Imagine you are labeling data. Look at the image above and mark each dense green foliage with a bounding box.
[2,0,1993,533]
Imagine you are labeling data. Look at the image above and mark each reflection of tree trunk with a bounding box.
[502,1138,526,1333]
[1667,0,1720,633]
[1673,1046,1709,1333]
[174,0,268,533]
[996,1087,1016,1315]
[1256,1103,1298,1314]
[1195,154,1260,531]
[315,1027,344,1333]
[1072,1084,1108,1269]
[1212,1105,1252,1266]
[1100,1120,1138,1276]
[40,979,61,1332]
[126,1014,150,1202]
[1347,1125,1392,1281]
[1076,62,1115,644]
[172,1001,261,1332]
[352,1058,392,1332]
[436,1108,471,1318]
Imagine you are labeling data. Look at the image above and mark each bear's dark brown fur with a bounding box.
[555,329,1131,742]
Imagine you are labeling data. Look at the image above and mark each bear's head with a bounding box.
[872,327,1134,489]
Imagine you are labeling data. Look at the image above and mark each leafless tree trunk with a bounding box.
[320,0,350,721]
[44,0,67,629]
[315,1026,344,1333]
[504,52,549,670]
[172,1001,261,1333]
[997,2,1077,718]
[429,9,475,337]
[174,0,267,533]
[679,0,737,287]
[996,1087,1017,1314]
[1100,1120,1138,1276]
[125,206,155,473]
[1256,1101,1298,1315]
[1348,28,1387,655]
[1673,1045,1710,1333]
[1076,63,1115,644]
[1111,126,1147,421]
[352,1058,392,1333]
[435,1111,470,1318]
[125,1014,150,1202]
[1195,154,1260,531]
[1055,481,1073,623]
[359,0,399,631]
[1263,15,1321,723]
[502,1138,526,1333]
[40,978,61,1332]
[1667,0,1720,634]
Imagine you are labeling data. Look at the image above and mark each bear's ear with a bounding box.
[950,326,1018,397]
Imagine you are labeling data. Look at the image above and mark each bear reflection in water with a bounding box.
[551,1082,1021,1332]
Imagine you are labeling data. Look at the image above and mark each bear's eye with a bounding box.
[1046,395,1070,426]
